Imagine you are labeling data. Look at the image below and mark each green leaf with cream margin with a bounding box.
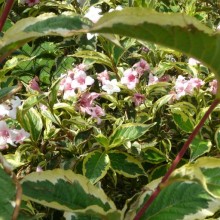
[109,123,156,148]
[124,178,220,220]
[0,167,16,219]
[190,136,212,161]
[170,107,195,133]
[0,13,91,58]
[83,151,110,184]
[108,151,145,178]
[21,169,122,219]
[91,8,220,96]
[171,157,220,198]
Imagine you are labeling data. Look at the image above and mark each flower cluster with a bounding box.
[77,92,105,124]
[173,75,205,100]
[0,121,30,150]
[0,96,30,150]
[59,57,218,123]
[59,64,94,100]
[121,59,150,89]
[59,65,106,123]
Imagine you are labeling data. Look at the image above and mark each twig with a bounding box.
[0,0,15,32]
[134,98,220,220]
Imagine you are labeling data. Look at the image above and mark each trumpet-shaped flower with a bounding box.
[102,79,121,94]
[97,70,110,85]
[174,75,204,99]
[0,121,12,149]
[59,65,94,99]
[86,105,105,124]
[78,92,100,113]
[29,76,40,92]
[121,68,139,89]
[133,59,150,76]
[132,93,145,106]
[11,128,30,144]
[71,70,94,92]
[209,79,218,95]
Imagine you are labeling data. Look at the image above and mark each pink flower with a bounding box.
[97,70,110,84]
[209,79,218,95]
[168,91,178,104]
[59,76,76,100]
[25,0,40,6]
[85,105,105,124]
[148,73,159,85]
[39,104,48,111]
[132,93,145,106]
[159,74,171,82]
[29,76,40,92]
[174,75,204,99]
[71,70,94,92]
[11,129,30,144]
[0,121,12,149]
[121,68,139,89]
[133,59,150,76]
[59,65,94,99]
[78,92,100,113]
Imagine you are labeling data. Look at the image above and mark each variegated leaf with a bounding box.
[0,167,16,219]
[124,179,219,220]
[0,13,91,58]
[109,123,156,148]
[83,151,110,184]
[108,151,145,178]
[21,169,117,217]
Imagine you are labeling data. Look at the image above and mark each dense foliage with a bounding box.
[1,0,220,219]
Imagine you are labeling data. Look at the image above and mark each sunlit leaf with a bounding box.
[83,151,110,184]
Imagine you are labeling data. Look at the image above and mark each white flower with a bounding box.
[9,96,22,119]
[0,96,22,119]
[102,79,121,94]
[109,5,123,12]
[63,90,76,100]
[84,6,102,40]
[188,58,200,66]
[84,6,102,23]
[0,104,10,119]
[148,73,159,85]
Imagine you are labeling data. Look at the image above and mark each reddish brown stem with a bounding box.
[0,0,15,32]
[134,98,220,220]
